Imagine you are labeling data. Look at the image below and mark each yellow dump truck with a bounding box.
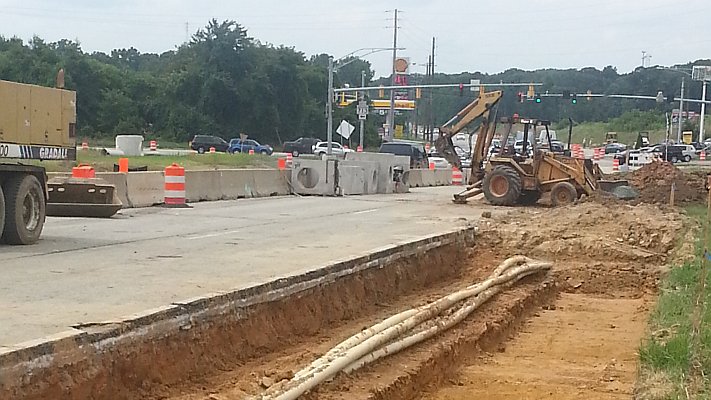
[1,76,119,245]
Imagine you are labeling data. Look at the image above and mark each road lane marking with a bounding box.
[354,209,379,215]
[188,230,241,240]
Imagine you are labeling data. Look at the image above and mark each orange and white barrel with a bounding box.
[452,167,463,185]
[286,153,293,167]
[429,161,436,170]
[702,151,706,161]
[248,149,255,155]
[81,141,89,150]
[356,145,363,152]
[164,163,186,206]
[209,147,216,154]
[612,157,620,172]
[425,142,431,153]
[149,140,157,151]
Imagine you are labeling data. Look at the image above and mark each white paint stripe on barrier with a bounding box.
[164,176,185,183]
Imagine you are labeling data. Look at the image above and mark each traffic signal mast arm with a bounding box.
[332,82,542,93]
[434,90,503,169]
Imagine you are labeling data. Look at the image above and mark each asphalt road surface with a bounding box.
[0,187,489,347]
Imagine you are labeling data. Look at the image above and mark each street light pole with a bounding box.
[677,77,685,143]
[326,47,402,156]
[387,9,399,142]
[701,80,707,142]
[327,56,334,155]
[360,70,365,150]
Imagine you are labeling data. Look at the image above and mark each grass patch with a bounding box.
[638,205,711,399]
[22,150,278,172]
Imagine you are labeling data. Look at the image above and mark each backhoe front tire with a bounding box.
[482,166,522,206]
[550,181,577,207]
[2,175,45,245]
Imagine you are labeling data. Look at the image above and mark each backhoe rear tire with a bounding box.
[482,165,522,206]
[518,190,542,205]
[0,184,5,241]
[1,175,45,245]
[550,181,577,207]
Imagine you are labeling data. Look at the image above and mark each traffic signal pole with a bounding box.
[677,78,685,143]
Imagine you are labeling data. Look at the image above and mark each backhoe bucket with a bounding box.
[47,177,122,218]
[597,179,630,192]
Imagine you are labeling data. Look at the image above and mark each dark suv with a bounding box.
[378,141,429,168]
[283,137,320,156]
[650,144,685,163]
[190,135,229,153]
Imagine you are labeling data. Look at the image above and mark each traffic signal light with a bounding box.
[571,94,578,104]
[535,95,542,103]
[459,83,464,96]
[379,85,385,98]
[416,87,422,99]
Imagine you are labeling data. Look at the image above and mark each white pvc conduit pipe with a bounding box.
[254,256,551,400]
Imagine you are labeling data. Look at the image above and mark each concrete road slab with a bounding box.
[0,187,494,346]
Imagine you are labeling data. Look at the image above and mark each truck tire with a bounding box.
[2,175,46,245]
[518,190,541,205]
[550,181,577,207]
[482,165,522,206]
[0,184,5,241]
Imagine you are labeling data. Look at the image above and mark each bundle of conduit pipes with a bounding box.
[252,255,552,400]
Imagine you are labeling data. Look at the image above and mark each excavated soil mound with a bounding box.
[477,202,686,295]
[627,162,706,204]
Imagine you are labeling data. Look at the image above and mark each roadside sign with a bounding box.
[356,100,368,120]
[337,120,355,139]
[470,79,480,92]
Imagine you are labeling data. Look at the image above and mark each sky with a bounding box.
[1,0,710,78]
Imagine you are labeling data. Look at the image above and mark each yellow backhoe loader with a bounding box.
[435,90,631,206]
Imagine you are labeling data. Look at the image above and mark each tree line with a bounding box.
[1,19,709,146]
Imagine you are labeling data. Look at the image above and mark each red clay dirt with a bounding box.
[160,201,685,400]
[627,161,707,204]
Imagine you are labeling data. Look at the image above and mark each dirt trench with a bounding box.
[15,201,683,400]
[165,201,687,400]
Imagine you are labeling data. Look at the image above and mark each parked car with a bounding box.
[283,137,320,157]
[379,141,429,169]
[679,144,696,162]
[604,142,627,154]
[426,152,451,169]
[228,139,273,155]
[312,141,353,157]
[454,146,472,168]
[190,135,229,153]
[649,144,687,163]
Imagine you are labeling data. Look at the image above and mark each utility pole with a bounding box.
[428,37,435,142]
[641,51,652,68]
[327,56,334,155]
[386,9,399,141]
[677,77,685,143]
[701,80,708,142]
[360,70,366,149]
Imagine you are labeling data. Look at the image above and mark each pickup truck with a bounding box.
[283,137,320,157]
